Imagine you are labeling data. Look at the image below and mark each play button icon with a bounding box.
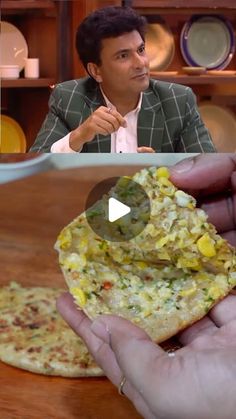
[85,176,150,242]
[108,198,131,222]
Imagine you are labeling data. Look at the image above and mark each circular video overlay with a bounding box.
[85,176,150,242]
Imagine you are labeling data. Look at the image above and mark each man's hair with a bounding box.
[76,6,147,72]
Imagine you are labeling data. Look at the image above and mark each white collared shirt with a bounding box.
[51,89,142,153]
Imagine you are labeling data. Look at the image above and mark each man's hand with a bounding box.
[69,106,127,151]
[137,146,155,153]
[57,293,236,419]
[57,154,236,419]
[170,153,236,246]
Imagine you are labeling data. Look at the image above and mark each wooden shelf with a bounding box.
[1,1,55,10]
[150,73,236,84]
[131,0,236,14]
[150,73,236,96]
[131,0,236,9]
[1,78,56,88]
[1,0,71,149]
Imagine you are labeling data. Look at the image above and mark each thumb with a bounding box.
[91,315,166,398]
[170,154,235,191]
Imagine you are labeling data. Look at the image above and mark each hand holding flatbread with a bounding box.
[55,163,236,342]
[57,291,236,419]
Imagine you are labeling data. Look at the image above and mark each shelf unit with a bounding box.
[1,1,55,10]
[123,1,236,152]
[149,74,236,96]
[1,78,56,88]
[129,0,235,13]
[1,0,72,150]
[150,74,236,85]
[126,0,236,119]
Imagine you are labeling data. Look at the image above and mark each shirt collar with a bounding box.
[100,86,142,115]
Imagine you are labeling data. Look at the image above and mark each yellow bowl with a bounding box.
[0,115,26,152]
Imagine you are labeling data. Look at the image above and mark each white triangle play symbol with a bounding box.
[108,197,131,223]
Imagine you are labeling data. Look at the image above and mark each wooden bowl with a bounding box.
[182,66,206,75]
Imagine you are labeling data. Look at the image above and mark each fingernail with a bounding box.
[91,318,110,342]
[172,157,195,173]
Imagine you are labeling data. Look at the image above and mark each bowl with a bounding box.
[0,153,52,183]
[0,65,20,79]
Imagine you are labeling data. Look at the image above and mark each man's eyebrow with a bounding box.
[113,48,130,57]
[113,42,145,57]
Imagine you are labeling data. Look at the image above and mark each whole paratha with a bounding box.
[0,282,103,376]
[55,167,236,342]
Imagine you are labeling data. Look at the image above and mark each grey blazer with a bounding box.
[30,77,215,153]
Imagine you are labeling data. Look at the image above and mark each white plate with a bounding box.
[0,21,28,71]
[199,103,236,152]
[180,16,235,69]
[145,22,175,71]
[0,154,51,184]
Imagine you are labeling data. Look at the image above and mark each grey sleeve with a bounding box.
[29,85,70,152]
[175,88,216,153]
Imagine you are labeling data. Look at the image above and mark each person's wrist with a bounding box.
[69,126,93,151]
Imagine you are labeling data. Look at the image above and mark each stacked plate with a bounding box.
[180,15,235,70]
[199,103,236,152]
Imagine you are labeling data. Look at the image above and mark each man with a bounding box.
[30,6,215,153]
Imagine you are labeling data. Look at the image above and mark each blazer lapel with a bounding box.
[137,86,165,152]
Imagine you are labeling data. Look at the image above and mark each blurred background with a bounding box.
[1,0,236,152]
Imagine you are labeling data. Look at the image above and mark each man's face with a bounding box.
[97,30,150,97]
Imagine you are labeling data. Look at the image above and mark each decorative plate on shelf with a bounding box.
[145,22,175,71]
[0,115,27,153]
[180,16,235,70]
[0,21,28,71]
[198,103,236,152]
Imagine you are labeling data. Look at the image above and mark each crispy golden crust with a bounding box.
[0,282,103,377]
[55,167,236,342]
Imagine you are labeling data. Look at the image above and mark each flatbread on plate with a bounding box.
[0,282,103,376]
[55,167,236,342]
